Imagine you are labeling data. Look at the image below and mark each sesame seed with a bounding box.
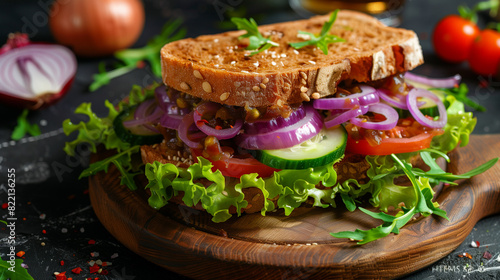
[231,61,236,65]
[301,78,307,85]
[300,72,307,80]
[241,70,250,73]
[312,92,320,99]
[271,61,277,66]
[293,50,299,54]
[300,86,308,92]
[300,92,310,102]
[202,81,212,93]
[180,82,190,90]
[309,60,316,64]
[263,78,269,84]
[222,190,228,196]
[220,92,230,101]
[193,70,203,79]
[252,86,260,92]
[260,83,266,89]
[277,99,283,106]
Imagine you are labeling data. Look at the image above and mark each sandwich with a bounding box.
[63,10,496,244]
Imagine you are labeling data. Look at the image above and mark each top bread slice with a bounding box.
[160,10,423,108]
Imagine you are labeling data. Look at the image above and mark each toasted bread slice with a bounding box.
[161,10,423,108]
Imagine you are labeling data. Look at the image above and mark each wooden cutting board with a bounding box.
[89,134,500,280]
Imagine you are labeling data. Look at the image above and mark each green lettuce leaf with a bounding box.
[144,157,345,222]
[63,100,129,156]
[431,95,477,154]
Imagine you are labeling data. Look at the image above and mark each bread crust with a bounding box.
[161,10,423,107]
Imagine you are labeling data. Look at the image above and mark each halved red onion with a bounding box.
[193,102,242,140]
[324,106,369,128]
[178,112,204,149]
[404,72,461,88]
[243,104,305,134]
[350,103,399,130]
[236,104,323,150]
[0,43,76,109]
[313,85,379,110]
[407,88,447,128]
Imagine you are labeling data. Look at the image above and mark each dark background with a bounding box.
[0,0,499,279]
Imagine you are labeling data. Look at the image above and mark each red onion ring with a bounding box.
[404,72,461,88]
[407,88,447,128]
[243,104,306,134]
[324,106,369,128]
[349,103,399,130]
[376,88,425,110]
[193,102,243,140]
[178,112,204,149]
[313,85,379,110]
[236,104,323,150]
[122,100,162,133]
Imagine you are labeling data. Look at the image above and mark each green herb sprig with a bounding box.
[11,109,41,140]
[90,19,186,92]
[289,9,345,55]
[231,17,279,56]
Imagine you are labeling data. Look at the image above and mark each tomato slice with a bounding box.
[190,148,280,178]
[345,118,443,155]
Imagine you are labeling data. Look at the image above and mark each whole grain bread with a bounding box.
[161,10,423,107]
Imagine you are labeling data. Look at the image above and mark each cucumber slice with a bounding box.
[255,126,347,169]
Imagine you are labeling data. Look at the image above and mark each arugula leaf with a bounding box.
[79,146,140,191]
[89,19,186,91]
[430,83,486,112]
[0,255,34,280]
[289,10,345,55]
[414,151,498,184]
[11,109,41,140]
[331,154,448,244]
[231,17,279,56]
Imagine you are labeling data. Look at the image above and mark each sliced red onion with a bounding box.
[193,102,243,140]
[122,99,162,130]
[405,72,461,88]
[243,104,305,134]
[313,85,379,110]
[350,103,399,130]
[159,114,184,130]
[236,104,323,150]
[0,43,76,109]
[376,88,424,110]
[178,112,204,149]
[324,106,369,128]
[407,88,447,128]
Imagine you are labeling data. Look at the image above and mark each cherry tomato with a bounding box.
[345,118,443,155]
[190,148,280,178]
[432,15,479,63]
[468,29,500,76]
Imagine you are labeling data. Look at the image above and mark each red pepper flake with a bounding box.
[215,125,222,130]
[42,229,47,234]
[196,119,209,126]
[483,251,493,260]
[136,60,145,69]
[60,260,65,266]
[83,189,89,195]
[89,263,100,274]
[55,271,67,280]
[1,203,7,209]
[88,239,96,245]
[71,267,82,274]
[16,251,25,258]
[458,252,473,259]
[471,240,480,248]
[479,79,489,88]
